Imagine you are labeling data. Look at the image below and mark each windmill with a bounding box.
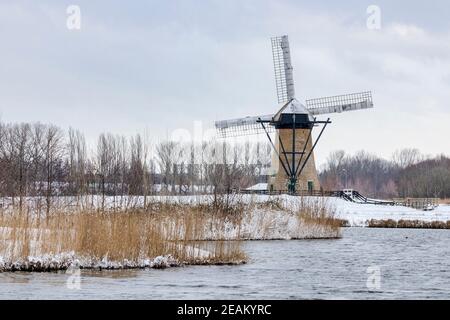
[215,35,374,193]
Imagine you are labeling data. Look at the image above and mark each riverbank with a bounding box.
[366,219,450,229]
[0,195,341,271]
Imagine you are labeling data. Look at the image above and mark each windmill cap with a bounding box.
[273,98,314,122]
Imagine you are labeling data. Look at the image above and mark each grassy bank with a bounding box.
[367,219,450,229]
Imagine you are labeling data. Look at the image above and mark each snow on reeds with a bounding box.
[0,203,246,271]
[251,196,342,239]
[0,194,342,271]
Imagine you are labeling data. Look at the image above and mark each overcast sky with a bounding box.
[1,0,449,167]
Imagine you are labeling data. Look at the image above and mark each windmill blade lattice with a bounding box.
[306,91,373,115]
[271,36,295,104]
[215,114,275,138]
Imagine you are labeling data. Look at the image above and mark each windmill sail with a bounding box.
[213,34,375,193]
[306,91,373,115]
[271,35,295,104]
[215,114,274,138]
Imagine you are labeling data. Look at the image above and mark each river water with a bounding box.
[0,228,449,299]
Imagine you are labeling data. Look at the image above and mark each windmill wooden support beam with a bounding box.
[258,117,331,194]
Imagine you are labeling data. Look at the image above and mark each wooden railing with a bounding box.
[392,198,439,210]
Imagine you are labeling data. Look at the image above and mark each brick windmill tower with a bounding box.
[215,35,374,193]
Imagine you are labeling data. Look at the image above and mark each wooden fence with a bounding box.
[392,198,439,210]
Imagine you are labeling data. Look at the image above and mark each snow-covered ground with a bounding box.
[245,183,268,191]
[250,194,450,227]
[327,197,450,227]
[1,194,449,228]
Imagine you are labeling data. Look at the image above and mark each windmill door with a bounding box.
[307,180,314,193]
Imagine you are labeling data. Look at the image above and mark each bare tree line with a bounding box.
[319,148,450,199]
[2,120,447,206]
[0,121,272,210]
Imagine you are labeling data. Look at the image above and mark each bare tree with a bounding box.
[129,134,144,196]
[156,141,178,194]
[13,123,32,209]
[67,128,87,199]
[392,148,422,169]
[29,123,45,198]
[42,125,64,214]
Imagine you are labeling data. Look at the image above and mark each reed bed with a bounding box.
[368,219,450,229]
[0,194,342,271]
[254,196,342,238]
[0,203,247,271]
[295,198,341,230]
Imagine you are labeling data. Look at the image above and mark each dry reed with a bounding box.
[368,219,450,229]
[0,203,247,271]
[0,194,343,271]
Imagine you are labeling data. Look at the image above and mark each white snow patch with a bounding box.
[329,197,450,227]
[246,183,268,191]
[0,252,179,271]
